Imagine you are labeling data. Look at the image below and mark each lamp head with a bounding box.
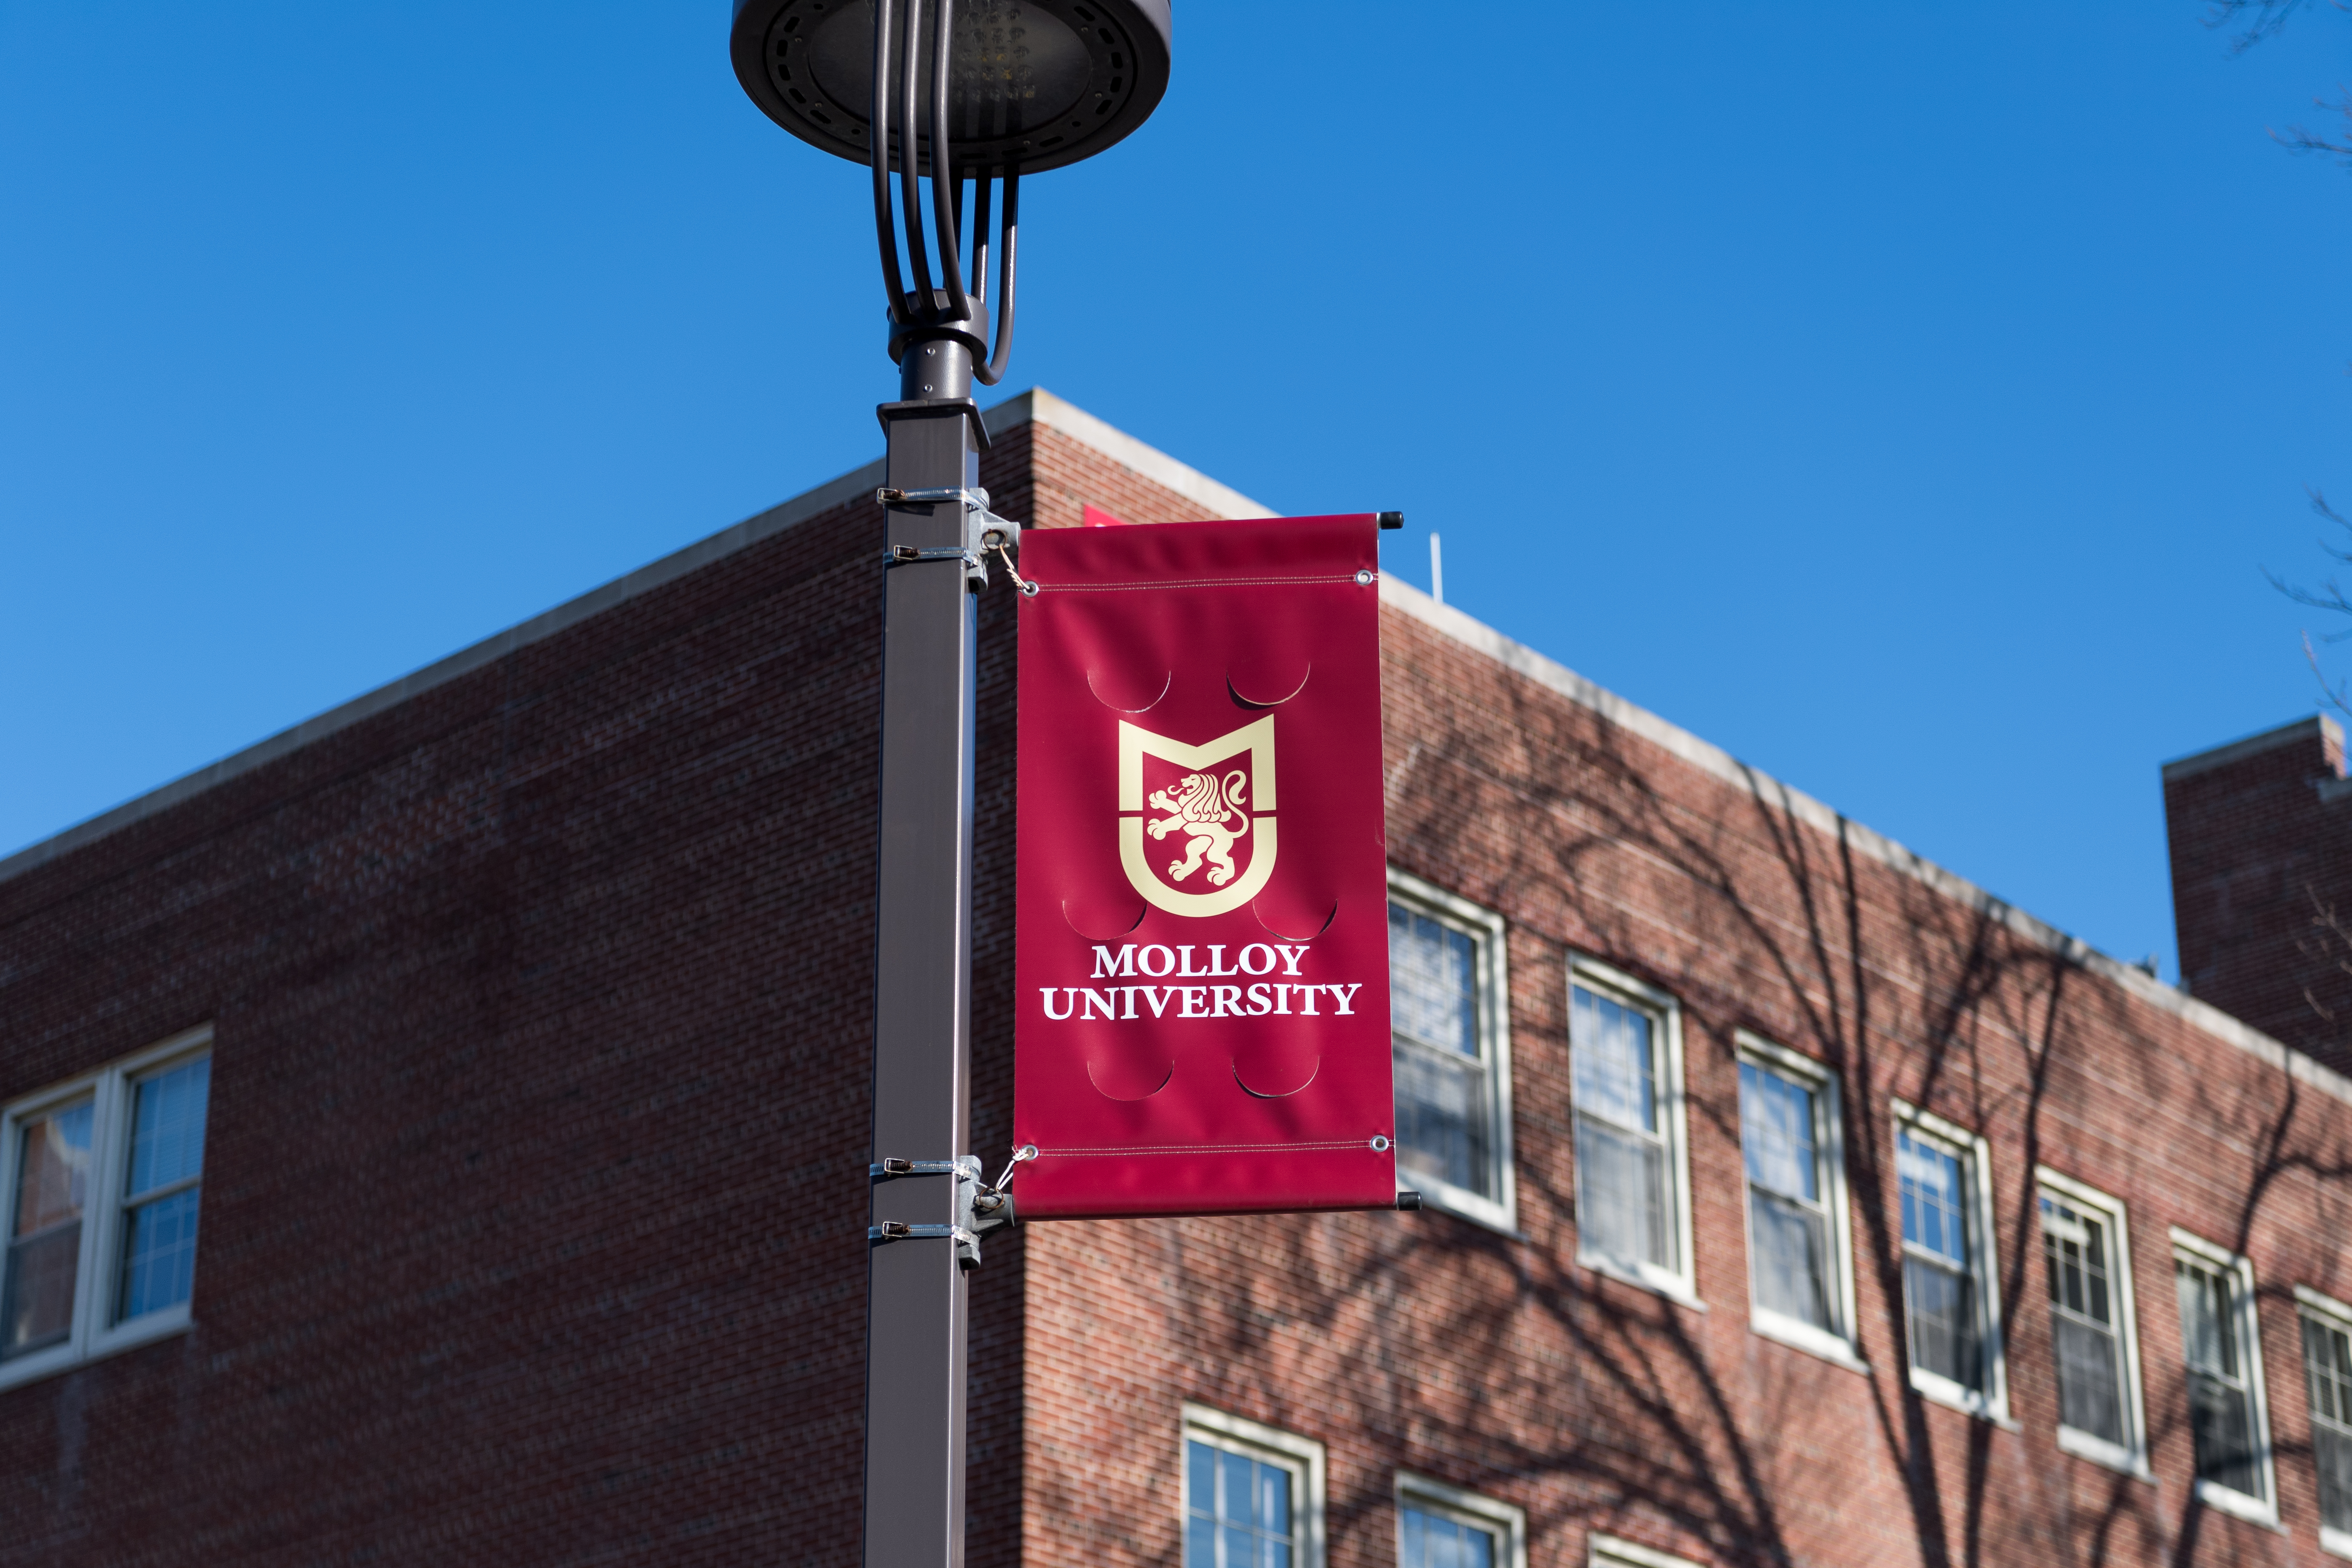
[730,0,1171,177]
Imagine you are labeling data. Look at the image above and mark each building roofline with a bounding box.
[1378,576,2352,1109]
[2160,714,2344,783]
[0,388,1272,891]
[7,396,2342,1109]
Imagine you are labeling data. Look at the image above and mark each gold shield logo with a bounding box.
[1117,717,1277,917]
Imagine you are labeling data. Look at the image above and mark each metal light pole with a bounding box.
[727,5,1171,1562]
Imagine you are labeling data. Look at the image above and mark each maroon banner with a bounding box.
[1012,514,1395,1218]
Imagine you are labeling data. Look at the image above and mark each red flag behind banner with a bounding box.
[1012,515,1396,1218]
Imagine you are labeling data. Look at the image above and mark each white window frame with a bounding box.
[2295,1282,2352,1560]
[1569,955,1697,1307]
[2170,1228,2279,1527]
[2035,1168,2153,1479]
[1735,1033,1862,1369]
[1890,1100,2009,1424]
[1388,868,1516,1235]
[1590,1533,1707,1568]
[1395,1473,1526,1568]
[0,1026,212,1393]
[1181,1403,1326,1568]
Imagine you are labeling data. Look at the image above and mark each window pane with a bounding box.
[2317,1423,2352,1535]
[119,1187,201,1320]
[1577,1113,1671,1271]
[1750,1187,1832,1330]
[2176,1259,2238,1379]
[1255,1459,1288,1534]
[1897,1132,1966,1267]
[3,1104,93,1359]
[1394,1040,1488,1198]
[1740,1062,1817,1202]
[2053,1315,2125,1443]
[2,1228,81,1358]
[1390,906,1477,1058]
[1185,1514,1216,1568]
[1571,985,1655,1133]
[1905,1255,1980,1391]
[1221,1450,1252,1527]
[13,1103,93,1239]
[126,1058,210,1198]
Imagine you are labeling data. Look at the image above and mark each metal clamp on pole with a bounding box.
[868,1222,980,1246]
[870,1157,990,1267]
[876,487,1023,593]
[871,1156,983,1180]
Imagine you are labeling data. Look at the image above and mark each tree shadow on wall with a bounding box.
[1151,669,2352,1568]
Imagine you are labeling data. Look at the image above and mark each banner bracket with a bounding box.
[877,487,1024,593]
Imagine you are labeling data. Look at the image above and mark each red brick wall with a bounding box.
[1018,584,2352,1567]
[4,408,2347,1568]
[2165,718,2352,1079]
[0,484,909,1562]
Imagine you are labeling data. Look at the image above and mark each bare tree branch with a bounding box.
[2204,0,2325,52]
[2267,492,2352,719]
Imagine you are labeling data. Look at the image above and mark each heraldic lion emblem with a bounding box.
[1145,769,1250,887]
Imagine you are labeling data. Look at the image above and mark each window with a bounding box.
[1892,1102,2006,1420]
[1396,1475,1526,1568]
[2036,1171,2150,1475]
[1183,1404,1325,1568]
[1570,957,1693,1301]
[2299,1285,2352,1556]
[2171,1229,2275,1524]
[1388,870,1514,1230]
[1737,1036,1857,1362]
[0,1030,212,1390]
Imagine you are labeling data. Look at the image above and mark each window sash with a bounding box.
[1905,1252,1981,1391]
[1571,985,1658,1137]
[1576,1112,1673,1272]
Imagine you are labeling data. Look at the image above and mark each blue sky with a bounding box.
[3,3,2347,979]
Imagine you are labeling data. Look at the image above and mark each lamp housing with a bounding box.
[731,0,1171,177]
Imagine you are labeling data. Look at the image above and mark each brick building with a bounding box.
[0,390,2347,1566]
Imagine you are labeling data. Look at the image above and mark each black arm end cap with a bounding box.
[1377,511,1405,530]
[1396,1190,1424,1211]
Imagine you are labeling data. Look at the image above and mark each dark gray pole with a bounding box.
[863,330,979,1568]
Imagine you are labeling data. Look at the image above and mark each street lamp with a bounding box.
[731,0,1171,389]
[727,5,1172,1565]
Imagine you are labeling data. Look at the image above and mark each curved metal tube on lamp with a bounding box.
[927,0,970,324]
